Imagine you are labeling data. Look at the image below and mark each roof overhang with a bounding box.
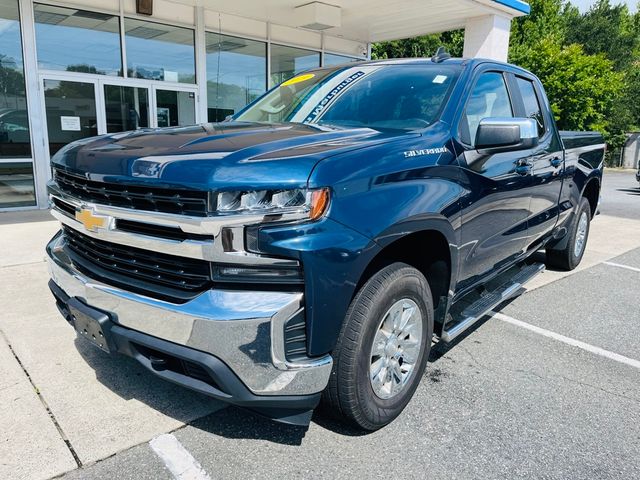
[196,0,530,43]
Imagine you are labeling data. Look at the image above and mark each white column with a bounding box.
[463,14,512,62]
[18,0,50,209]
[195,5,208,123]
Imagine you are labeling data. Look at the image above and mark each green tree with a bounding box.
[564,0,640,70]
[372,30,463,59]
[562,0,640,134]
[510,0,567,46]
[627,60,640,129]
[510,0,635,153]
[510,38,624,141]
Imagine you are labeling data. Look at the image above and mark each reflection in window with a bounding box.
[125,18,195,84]
[463,72,513,146]
[34,4,121,76]
[323,53,361,67]
[270,45,320,86]
[0,0,31,158]
[104,85,149,133]
[206,33,266,122]
[43,80,97,156]
[236,65,460,129]
[156,90,195,127]
[517,77,546,137]
[0,162,36,208]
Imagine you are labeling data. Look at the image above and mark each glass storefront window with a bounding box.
[34,4,122,76]
[43,80,97,156]
[0,0,31,158]
[125,18,195,84]
[0,162,36,208]
[270,45,320,86]
[104,85,149,133]
[206,33,266,122]
[323,53,362,67]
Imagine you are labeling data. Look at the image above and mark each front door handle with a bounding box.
[515,159,532,176]
[550,157,562,168]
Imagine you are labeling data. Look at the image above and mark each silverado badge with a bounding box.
[75,208,108,232]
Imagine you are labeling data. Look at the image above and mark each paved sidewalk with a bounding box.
[0,211,224,479]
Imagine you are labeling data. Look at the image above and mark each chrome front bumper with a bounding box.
[46,232,332,397]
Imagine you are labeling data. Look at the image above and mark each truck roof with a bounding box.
[344,57,525,72]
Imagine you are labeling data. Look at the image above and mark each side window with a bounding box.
[461,72,513,146]
[516,77,546,137]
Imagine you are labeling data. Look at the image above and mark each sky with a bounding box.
[568,0,638,12]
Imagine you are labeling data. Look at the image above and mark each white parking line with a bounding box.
[603,261,640,273]
[149,433,211,480]
[490,311,640,370]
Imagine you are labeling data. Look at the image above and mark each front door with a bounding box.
[454,70,533,293]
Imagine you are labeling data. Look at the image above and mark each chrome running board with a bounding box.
[441,263,545,343]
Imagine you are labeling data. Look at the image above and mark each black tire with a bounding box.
[322,262,434,431]
[546,197,591,271]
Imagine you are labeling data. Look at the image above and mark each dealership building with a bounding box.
[0,0,529,211]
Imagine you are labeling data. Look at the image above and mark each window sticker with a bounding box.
[281,73,316,87]
[433,75,448,84]
[304,70,366,123]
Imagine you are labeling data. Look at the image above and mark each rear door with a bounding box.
[512,75,564,244]
[454,68,533,293]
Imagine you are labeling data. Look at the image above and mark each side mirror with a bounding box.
[474,117,538,152]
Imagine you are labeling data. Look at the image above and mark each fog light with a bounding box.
[212,264,304,284]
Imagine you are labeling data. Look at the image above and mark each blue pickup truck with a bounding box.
[46,54,604,430]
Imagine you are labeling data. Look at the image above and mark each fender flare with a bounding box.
[367,214,459,296]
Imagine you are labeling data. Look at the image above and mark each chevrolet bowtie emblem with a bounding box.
[75,208,108,232]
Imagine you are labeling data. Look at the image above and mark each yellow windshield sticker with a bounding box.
[281,73,315,86]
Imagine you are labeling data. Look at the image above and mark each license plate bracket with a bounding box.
[67,298,115,354]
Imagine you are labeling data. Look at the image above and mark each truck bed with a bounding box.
[560,130,606,169]
[560,130,605,150]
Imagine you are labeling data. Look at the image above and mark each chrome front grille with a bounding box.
[48,177,302,298]
[53,168,210,217]
[62,226,212,303]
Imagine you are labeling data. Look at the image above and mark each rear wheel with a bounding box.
[546,197,591,271]
[323,262,433,431]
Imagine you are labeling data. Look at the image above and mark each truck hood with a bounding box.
[51,122,414,190]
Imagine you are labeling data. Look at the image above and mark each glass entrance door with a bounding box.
[104,85,150,133]
[42,78,98,157]
[41,76,199,169]
[153,88,196,128]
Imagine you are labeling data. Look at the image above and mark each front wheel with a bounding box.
[546,197,591,271]
[322,262,433,431]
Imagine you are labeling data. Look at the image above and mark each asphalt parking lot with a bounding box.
[1,169,639,480]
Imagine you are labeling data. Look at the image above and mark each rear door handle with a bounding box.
[550,157,562,168]
[515,159,532,176]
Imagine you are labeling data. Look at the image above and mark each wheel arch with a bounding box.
[354,223,457,335]
[581,176,600,217]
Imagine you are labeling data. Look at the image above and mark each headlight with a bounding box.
[215,188,329,220]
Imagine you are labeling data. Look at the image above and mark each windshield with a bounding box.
[234,64,461,130]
